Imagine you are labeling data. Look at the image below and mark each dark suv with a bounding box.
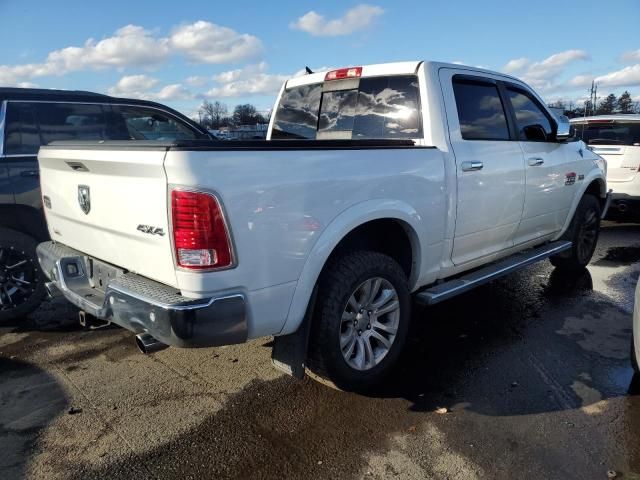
[0,88,210,322]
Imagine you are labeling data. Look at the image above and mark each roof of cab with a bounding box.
[284,60,524,89]
[570,114,640,123]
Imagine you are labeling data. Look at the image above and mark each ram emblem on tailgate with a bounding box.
[78,185,91,214]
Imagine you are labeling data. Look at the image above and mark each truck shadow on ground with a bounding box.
[0,358,69,480]
[69,261,640,479]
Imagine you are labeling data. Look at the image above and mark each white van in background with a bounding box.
[571,115,640,214]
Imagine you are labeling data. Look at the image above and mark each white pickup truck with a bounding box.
[37,61,609,390]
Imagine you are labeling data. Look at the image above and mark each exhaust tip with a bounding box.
[135,333,168,355]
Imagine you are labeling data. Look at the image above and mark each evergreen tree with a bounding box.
[596,94,617,115]
[617,91,634,114]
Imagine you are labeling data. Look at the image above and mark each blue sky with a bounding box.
[1,0,639,118]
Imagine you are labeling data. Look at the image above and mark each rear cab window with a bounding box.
[271,75,423,140]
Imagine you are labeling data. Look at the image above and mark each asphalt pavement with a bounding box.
[1,221,640,480]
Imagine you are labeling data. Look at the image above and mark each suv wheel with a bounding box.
[0,228,46,323]
[550,194,601,271]
[307,250,410,391]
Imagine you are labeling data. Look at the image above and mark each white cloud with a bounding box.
[108,74,192,101]
[502,57,530,73]
[502,50,590,92]
[207,73,287,98]
[290,4,383,37]
[594,64,640,88]
[621,50,640,63]
[169,21,262,64]
[156,83,193,100]
[107,74,159,96]
[0,21,263,86]
[185,75,208,87]
[568,64,640,90]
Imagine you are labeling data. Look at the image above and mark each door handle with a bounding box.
[20,170,40,177]
[461,161,484,172]
[527,157,544,166]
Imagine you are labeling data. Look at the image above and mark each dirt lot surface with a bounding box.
[2,222,640,480]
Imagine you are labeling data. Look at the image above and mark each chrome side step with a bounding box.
[415,241,572,306]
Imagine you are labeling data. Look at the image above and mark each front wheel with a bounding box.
[307,250,410,391]
[0,228,47,323]
[550,194,601,272]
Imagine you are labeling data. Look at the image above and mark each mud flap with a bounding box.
[271,288,317,379]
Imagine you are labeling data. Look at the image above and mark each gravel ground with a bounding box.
[1,221,640,480]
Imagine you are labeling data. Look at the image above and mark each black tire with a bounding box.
[307,250,410,391]
[0,227,47,323]
[550,194,601,272]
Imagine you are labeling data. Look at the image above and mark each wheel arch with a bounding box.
[278,199,423,336]
[555,173,607,240]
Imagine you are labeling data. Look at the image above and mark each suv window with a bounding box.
[36,103,107,143]
[572,122,640,146]
[452,79,510,141]
[4,103,40,155]
[110,106,200,141]
[506,88,554,141]
[271,75,423,140]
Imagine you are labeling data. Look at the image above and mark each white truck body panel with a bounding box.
[38,60,608,344]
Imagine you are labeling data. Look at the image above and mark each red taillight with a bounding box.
[325,67,362,81]
[171,190,233,270]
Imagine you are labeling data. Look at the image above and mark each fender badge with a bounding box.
[565,172,577,186]
[137,225,165,236]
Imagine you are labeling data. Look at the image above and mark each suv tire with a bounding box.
[0,228,46,323]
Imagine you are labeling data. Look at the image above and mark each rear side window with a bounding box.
[272,83,322,139]
[452,80,510,141]
[110,106,200,141]
[4,103,40,155]
[271,75,422,140]
[36,103,107,143]
[506,88,554,141]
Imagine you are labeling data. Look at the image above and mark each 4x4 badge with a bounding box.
[78,185,91,214]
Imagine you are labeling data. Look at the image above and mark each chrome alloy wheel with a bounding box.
[339,277,400,371]
[0,246,36,310]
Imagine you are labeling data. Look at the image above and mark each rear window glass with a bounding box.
[452,80,510,141]
[271,75,422,140]
[573,122,640,146]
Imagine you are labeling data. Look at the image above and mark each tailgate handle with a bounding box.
[65,161,89,172]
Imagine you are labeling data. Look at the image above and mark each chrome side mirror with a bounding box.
[555,115,573,141]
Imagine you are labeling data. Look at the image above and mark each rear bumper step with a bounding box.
[36,241,248,348]
[415,241,572,306]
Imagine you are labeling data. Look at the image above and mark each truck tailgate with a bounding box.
[38,145,178,287]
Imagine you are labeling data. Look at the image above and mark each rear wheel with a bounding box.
[550,195,601,272]
[0,228,46,323]
[307,250,410,391]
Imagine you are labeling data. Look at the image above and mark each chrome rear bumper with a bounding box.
[37,241,247,348]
